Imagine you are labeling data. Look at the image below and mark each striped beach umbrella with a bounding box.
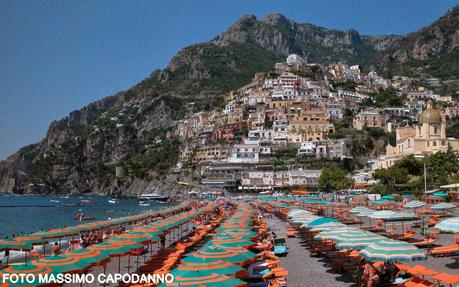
[15,236,48,246]
[350,206,372,214]
[159,272,247,287]
[68,248,110,267]
[359,239,427,263]
[431,203,456,211]
[117,231,156,244]
[308,222,348,232]
[0,240,32,252]
[183,247,256,266]
[404,200,427,209]
[368,210,398,220]
[288,209,312,217]
[33,254,88,273]
[88,242,136,257]
[435,217,459,233]
[432,191,449,198]
[210,238,256,249]
[336,234,385,250]
[305,217,340,227]
[314,229,363,241]
[0,264,53,287]
[171,260,246,277]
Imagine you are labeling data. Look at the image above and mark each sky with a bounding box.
[1,0,458,160]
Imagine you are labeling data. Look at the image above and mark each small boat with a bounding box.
[74,214,95,221]
[62,203,79,207]
[138,201,150,207]
[60,195,69,199]
[50,200,60,203]
[108,199,119,204]
[81,199,92,204]
[137,193,169,201]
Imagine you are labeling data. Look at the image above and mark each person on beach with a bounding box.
[50,242,62,256]
[362,262,379,287]
[159,233,166,253]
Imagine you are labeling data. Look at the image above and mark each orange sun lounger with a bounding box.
[432,273,459,287]
[430,243,459,257]
[410,237,439,247]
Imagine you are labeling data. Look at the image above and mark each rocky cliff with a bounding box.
[1,7,458,194]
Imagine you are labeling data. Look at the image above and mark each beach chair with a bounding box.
[398,277,436,287]
[429,243,459,257]
[432,273,459,287]
[409,237,439,247]
[273,238,288,256]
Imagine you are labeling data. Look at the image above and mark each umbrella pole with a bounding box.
[118,257,121,273]
[24,251,27,265]
[128,254,131,273]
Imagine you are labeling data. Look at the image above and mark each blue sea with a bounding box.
[0,193,167,239]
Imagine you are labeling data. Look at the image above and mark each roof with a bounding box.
[419,100,442,124]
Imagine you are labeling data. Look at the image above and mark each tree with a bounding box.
[318,168,352,192]
[374,166,409,192]
[425,146,459,185]
[395,155,423,176]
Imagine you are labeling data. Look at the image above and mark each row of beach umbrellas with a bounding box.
[288,209,427,263]
[0,201,194,252]
[0,203,219,287]
[159,202,259,287]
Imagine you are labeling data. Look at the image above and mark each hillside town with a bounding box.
[172,54,459,192]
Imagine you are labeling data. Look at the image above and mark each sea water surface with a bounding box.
[0,193,166,239]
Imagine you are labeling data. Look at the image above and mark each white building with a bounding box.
[239,169,322,190]
[298,139,346,159]
[228,144,261,164]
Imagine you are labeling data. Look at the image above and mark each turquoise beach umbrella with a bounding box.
[432,191,448,198]
[435,217,459,233]
[306,217,340,227]
[431,203,456,211]
[404,200,426,209]
[359,239,427,263]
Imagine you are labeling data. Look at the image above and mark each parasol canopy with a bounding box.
[159,272,247,287]
[431,202,456,211]
[0,240,32,252]
[0,264,53,287]
[171,260,246,277]
[183,247,256,265]
[33,254,88,273]
[359,239,427,263]
[434,217,459,233]
[404,200,427,209]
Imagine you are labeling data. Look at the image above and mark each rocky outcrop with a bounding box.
[212,13,379,64]
[372,5,459,73]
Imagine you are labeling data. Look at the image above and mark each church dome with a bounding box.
[419,100,441,124]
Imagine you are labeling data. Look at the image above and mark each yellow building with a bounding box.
[374,101,459,169]
[288,108,335,141]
